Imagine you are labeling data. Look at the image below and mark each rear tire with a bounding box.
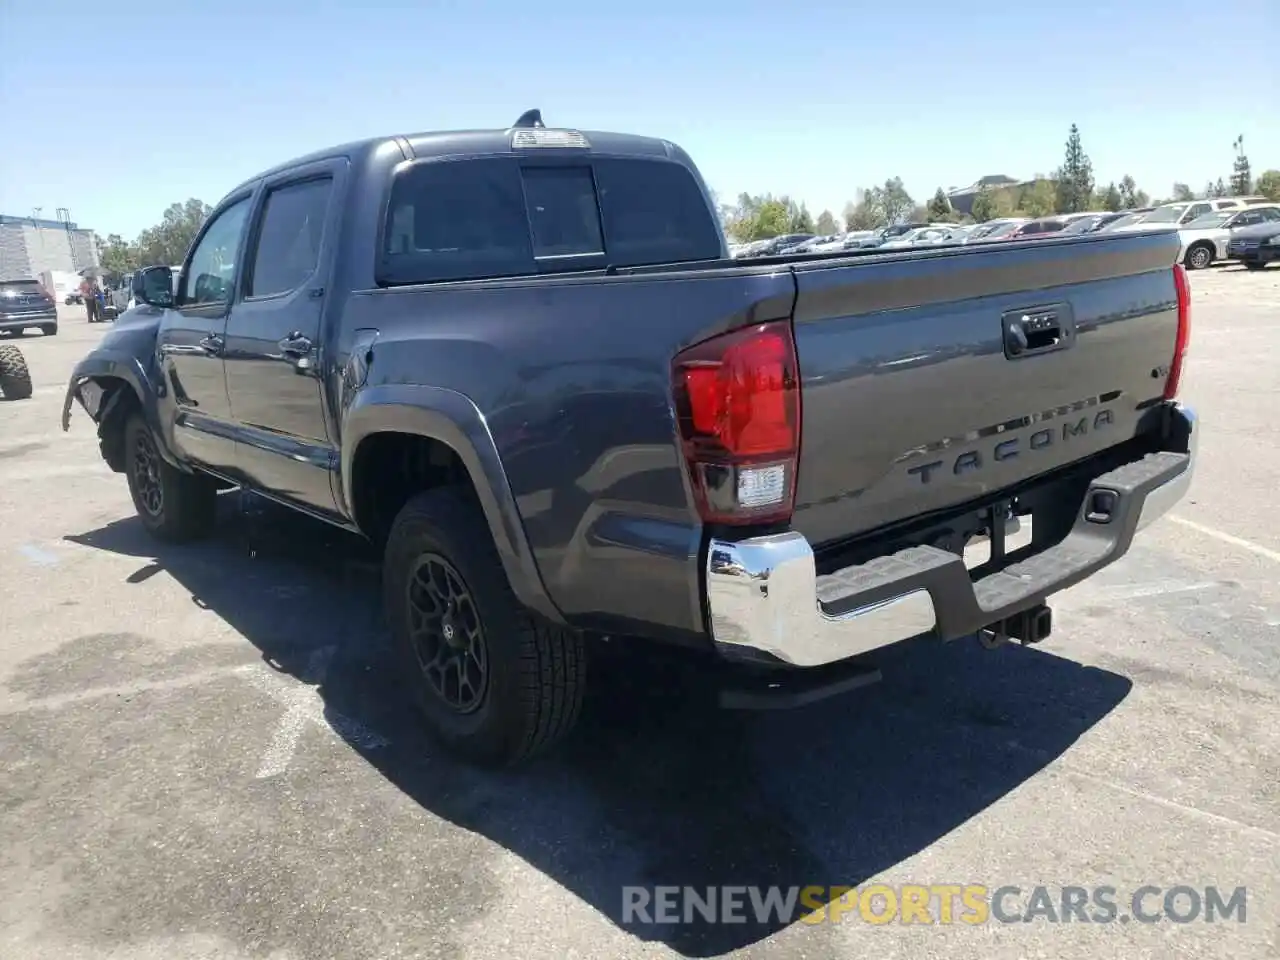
[41,323,57,336]
[1184,243,1213,270]
[123,413,217,542]
[1244,261,1268,271]
[383,488,586,765]
[0,345,33,400]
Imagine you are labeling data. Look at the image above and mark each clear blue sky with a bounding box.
[2,0,1276,237]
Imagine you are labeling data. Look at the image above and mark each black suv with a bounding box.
[0,279,58,336]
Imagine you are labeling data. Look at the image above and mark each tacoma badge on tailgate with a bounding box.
[907,407,1116,485]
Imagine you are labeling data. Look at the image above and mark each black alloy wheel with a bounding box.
[406,552,489,713]
[131,428,165,518]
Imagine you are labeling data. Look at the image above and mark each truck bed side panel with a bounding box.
[345,268,795,642]
[789,232,1182,548]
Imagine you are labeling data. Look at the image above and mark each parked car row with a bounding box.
[1175,205,1280,270]
[729,222,970,258]
[728,194,1279,270]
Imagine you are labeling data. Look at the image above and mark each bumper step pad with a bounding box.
[815,450,1191,641]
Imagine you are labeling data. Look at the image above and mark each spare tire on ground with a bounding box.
[0,344,33,401]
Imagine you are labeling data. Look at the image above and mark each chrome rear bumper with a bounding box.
[705,403,1197,668]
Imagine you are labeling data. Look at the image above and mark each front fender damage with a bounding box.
[59,348,178,472]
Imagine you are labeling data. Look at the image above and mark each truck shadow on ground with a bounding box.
[66,494,1133,957]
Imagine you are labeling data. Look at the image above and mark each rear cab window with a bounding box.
[378,156,723,285]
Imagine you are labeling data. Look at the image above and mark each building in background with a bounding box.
[0,213,99,280]
[945,175,1029,216]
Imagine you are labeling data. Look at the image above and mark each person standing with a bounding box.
[79,275,100,323]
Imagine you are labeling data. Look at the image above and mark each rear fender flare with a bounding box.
[340,383,565,625]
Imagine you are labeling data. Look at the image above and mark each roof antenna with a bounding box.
[513,108,544,129]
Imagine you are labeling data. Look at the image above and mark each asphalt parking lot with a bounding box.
[2,266,1278,960]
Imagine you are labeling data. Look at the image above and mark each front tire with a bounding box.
[1184,243,1213,270]
[124,414,217,542]
[1244,261,1268,271]
[383,488,586,765]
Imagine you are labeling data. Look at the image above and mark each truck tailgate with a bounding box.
[789,231,1183,548]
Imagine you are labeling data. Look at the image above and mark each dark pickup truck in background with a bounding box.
[62,109,1196,765]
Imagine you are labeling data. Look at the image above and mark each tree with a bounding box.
[841,180,913,231]
[991,188,1019,218]
[710,189,736,232]
[724,193,793,240]
[97,233,140,276]
[753,200,791,238]
[1256,170,1280,202]
[787,199,815,234]
[1206,178,1228,199]
[815,209,837,234]
[927,188,953,221]
[1098,182,1123,211]
[860,177,914,226]
[725,194,796,241]
[1118,175,1138,208]
[1117,175,1151,210]
[1171,183,1194,202]
[1231,135,1253,196]
[88,198,212,279]
[970,186,997,222]
[134,199,211,266]
[843,193,881,231]
[1018,179,1058,218]
[1054,124,1095,214]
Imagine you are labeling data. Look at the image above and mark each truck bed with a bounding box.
[347,228,1183,642]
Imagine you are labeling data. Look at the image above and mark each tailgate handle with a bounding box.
[1003,306,1072,359]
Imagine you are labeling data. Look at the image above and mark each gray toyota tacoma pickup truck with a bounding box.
[62,110,1196,765]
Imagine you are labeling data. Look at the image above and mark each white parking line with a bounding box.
[1170,515,1280,564]
[237,646,389,779]
[18,544,60,566]
[1060,768,1280,844]
[1078,580,1220,603]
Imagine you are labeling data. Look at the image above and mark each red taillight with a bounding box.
[672,320,801,525]
[1165,263,1191,400]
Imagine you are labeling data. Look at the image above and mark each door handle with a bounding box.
[198,334,224,355]
[1002,305,1073,360]
[278,333,313,356]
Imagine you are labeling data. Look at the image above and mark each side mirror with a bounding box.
[133,265,175,308]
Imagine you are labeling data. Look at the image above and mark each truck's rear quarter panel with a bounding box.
[790,232,1181,549]
[349,268,795,642]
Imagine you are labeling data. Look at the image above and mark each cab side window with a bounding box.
[248,178,334,298]
[181,198,251,306]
